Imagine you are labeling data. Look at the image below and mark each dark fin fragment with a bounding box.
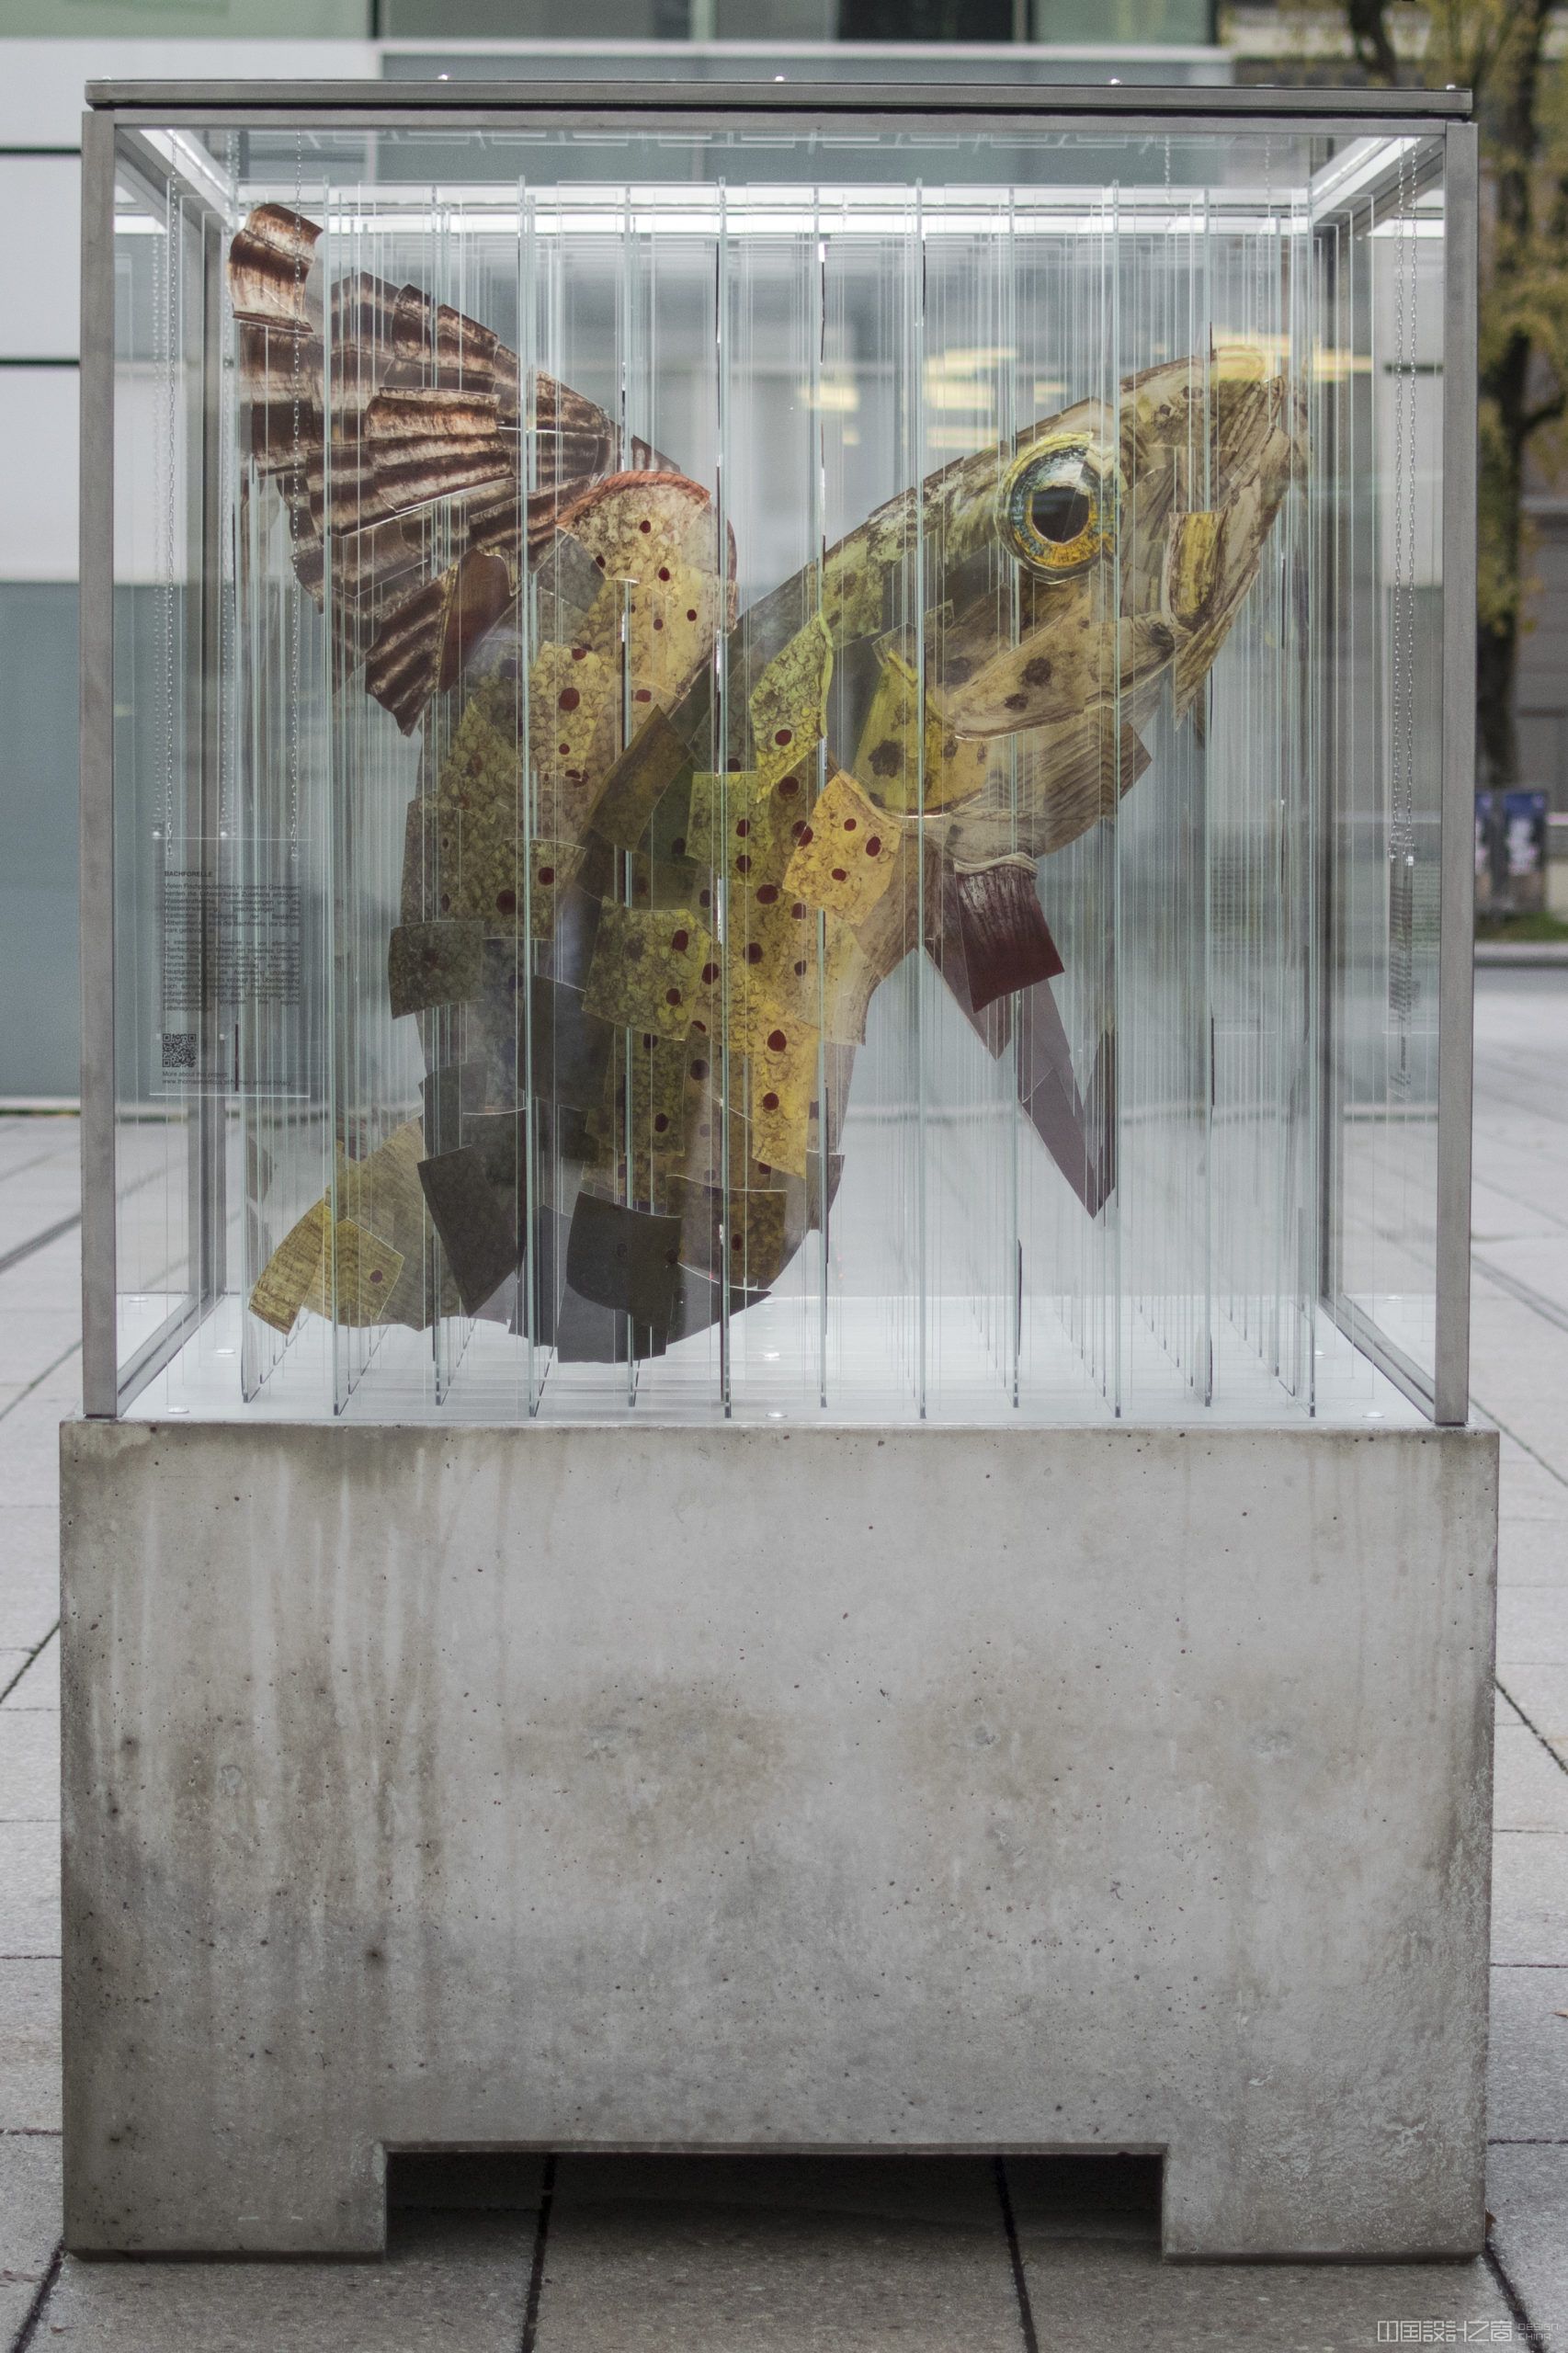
[528,976,615,1113]
[420,1057,489,1155]
[417,1143,519,1316]
[954,856,1064,1015]
[1017,982,1116,1220]
[388,918,484,1019]
[438,549,513,695]
[566,1192,683,1333]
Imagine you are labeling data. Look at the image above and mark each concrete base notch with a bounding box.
[60,1417,1497,2260]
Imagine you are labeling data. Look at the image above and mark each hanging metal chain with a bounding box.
[1388,142,1417,1067]
[159,179,178,847]
[288,132,304,849]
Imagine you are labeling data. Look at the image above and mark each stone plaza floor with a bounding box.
[1,967,1564,2350]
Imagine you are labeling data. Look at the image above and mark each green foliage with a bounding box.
[1286,0,1568,773]
[1473,908,1568,940]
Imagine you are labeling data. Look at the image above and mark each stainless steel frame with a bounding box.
[1436,121,1480,1427]
[77,81,1480,1425]
[78,106,117,1423]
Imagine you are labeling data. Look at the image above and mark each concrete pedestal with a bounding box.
[59,1418,1496,2260]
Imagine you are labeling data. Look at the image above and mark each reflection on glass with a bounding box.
[105,120,1453,1426]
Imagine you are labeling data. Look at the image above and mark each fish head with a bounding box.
[922,354,1299,745]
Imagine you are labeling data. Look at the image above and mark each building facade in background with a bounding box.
[6,1,1559,1096]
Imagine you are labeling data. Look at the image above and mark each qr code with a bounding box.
[161,1031,197,1074]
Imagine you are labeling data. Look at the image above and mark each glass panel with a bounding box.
[1315,135,1448,1405]
[102,110,1454,1427]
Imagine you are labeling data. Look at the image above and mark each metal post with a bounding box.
[79,108,119,1419]
[1433,119,1479,1427]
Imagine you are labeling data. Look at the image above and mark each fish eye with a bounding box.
[1000,433,1115,579]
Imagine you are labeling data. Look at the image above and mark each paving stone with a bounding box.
[0,1313,81,1398]
[1488,1963,1568,2145]
[1011,2239,1513,2351]
[1490,1443,1568,1523]
[1498,1667,1568,1762]
[0,1957,61,2131]
[1499,1588,1568,1668]
[1487,2143,1568,2353]
[0,1821,59,1959]
[1498,1520,1568,1586]
[1470,1175,1562,1245]
[0,2131,61,2342]
[0,1706,58,1821]
[33,1354,80,1410]
[534,2154,1022,2353]
[0,1396,68,1506]
[2,1631,60,1712]
[1492,1831,1568,1966]
[1478,1234,1568,1320]
[0,1247,82,1319]
[37,2209,532,2350]
[1494,1723,1568,1832]
[0,1555,58,1658]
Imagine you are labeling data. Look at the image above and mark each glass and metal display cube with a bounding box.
[65,83,1494,2267]
[81,81,1476,1432]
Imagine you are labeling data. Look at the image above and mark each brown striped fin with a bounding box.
[365,547,516,734]
[227,203,320,334]
[364,387,518,521]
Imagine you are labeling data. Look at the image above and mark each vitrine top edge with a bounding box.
[85,77,1473,125]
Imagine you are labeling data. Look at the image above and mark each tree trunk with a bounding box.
[1477,612,1519,783]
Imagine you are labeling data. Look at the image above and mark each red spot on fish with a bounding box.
[559,688,580,712]
[762,1090,779,1111]
[767,1029,787,1052]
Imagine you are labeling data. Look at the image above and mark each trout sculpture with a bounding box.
[233,202,1301,1361]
